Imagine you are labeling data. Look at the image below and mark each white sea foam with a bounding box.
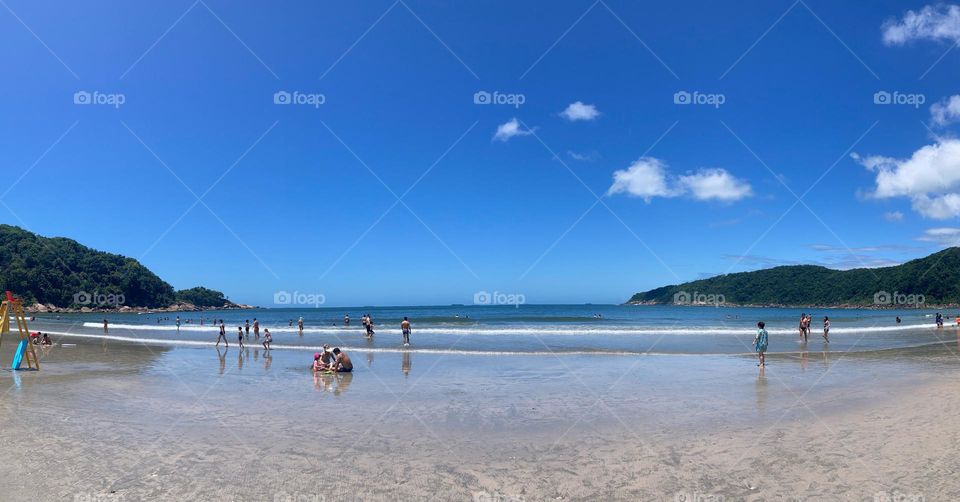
[84,322,940,337]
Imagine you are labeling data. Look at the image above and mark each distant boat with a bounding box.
[450,303,465,306]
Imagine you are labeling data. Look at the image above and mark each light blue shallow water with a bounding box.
[27,304,960,356]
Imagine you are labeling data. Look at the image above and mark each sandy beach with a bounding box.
[1,332,957,501]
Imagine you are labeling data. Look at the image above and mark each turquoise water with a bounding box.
[27,304,958,356]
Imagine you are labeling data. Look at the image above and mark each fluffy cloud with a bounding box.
[607,157,678,201]
[854,139,960,219]
[930,95,960,127]
[678,168,754,202]
[493,118,533,142]
[560,101,600,121]
[607,157,752,203]
[917,227,960,246]
[882,4,960,45]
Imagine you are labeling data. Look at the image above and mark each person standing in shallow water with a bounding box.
[754,321,769,367]
[822,316,830,343]
[253,318,259,339]
[237,326,245,349]
[401,317,412,346]
[216,321,228,348]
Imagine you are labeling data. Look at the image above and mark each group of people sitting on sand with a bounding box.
[29,332,52,346]
[312,344,353,373]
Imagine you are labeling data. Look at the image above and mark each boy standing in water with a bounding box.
[253,318,260,339]
[244,320,250,337]
[754,321,768,367]
[822,316,830,343]
[298,316,304,335]
[401,317,411,346]
[237,326,245,348]
[217,321,228,347]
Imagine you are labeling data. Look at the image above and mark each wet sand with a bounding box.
[1,337,958,501]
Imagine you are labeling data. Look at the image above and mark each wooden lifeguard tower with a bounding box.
[0,290,39,370]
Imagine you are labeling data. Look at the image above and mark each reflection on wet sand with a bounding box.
[402,351,411,377]
[755,366,768,415]
[263,352,272,371]
[314,372,353,395]
[217,347,226,375]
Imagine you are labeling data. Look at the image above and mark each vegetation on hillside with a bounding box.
[0,224,230,309]
[628,247,960,306]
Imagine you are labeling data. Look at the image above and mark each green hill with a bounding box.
[628,247,960,307]
[0,224,231,309]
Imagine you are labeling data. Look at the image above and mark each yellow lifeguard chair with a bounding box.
[0,290,40,370]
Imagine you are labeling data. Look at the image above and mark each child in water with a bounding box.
[262,329,272,350]
[754,321,769,367]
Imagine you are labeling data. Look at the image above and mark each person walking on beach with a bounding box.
[237,326,245,348]
[754,321,769,367]
[103,318,109,333]
[401,317,411,346]
[298,316,304,336]
[253,318,260,339]
[937,312,944,328]
[365,317,375,338]
[798,313,806,342]
[822,316,830,343]
[262,328,272,350]
[217,321,228,347]
[244,320,250,337]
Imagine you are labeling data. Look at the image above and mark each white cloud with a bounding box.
[917,227,960,246]
[560,101,600,122]
[882,4,960,45]
[884,210,905,222]
[607,157,678,201]
[854,139,960,219]
[678,168,754,201]
[930,95,960,126]
[493,118,533,142]
[607,157,752,203]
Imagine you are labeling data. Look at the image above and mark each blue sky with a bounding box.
[2,0,960,306]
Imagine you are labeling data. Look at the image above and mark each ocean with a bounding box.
[28,304,957,356]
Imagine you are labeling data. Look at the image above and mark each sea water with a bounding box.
[27,304,959,356]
